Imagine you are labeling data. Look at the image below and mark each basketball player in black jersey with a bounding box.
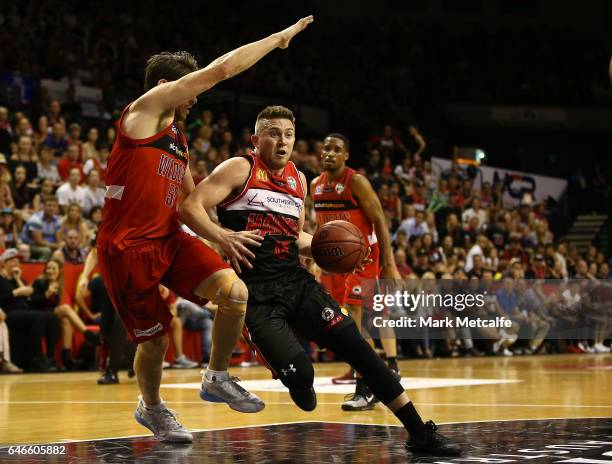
[180,106,461,456]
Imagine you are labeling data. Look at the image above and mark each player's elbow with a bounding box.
[215,61,235,81]
[178,200,195,226]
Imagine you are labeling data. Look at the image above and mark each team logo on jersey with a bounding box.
[256,169,268,182]
[335,183,345,194]
[169,142,184,157]
[315,185,322,195]
[287,176,297,190]
[321,307,335,321]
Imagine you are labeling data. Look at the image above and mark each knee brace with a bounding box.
[327,324,404,405]
[209,273,248,317]
[279,352,316,411]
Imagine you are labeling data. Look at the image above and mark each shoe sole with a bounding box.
[332,379,357,385]
[134,411,193,443]
[199,389,265,413]
[405,444,462,456]
[341,404,376,411]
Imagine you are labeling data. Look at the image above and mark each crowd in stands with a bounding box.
[0,2,610,374]
[0,97,609,376]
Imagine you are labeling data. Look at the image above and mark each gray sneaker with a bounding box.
[172,355,198,369]
[200,374,265,413]
[134,396,193,443]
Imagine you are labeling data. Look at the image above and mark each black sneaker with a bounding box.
[341,379,376,411]
[98,370,119,385]
[405,420,462,456]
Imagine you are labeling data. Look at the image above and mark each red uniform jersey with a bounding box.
[312,167,377,246]
[97,105,189,250]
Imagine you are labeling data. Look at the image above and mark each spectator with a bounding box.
[66,123,83,160]
[192,159,208,185]
[57,168,87,212]
[36,146,61,185]
[9,165,35,211]
[177,298,214,365]
[9,135,38,182]
[81,169,105,215]
[462,198,488,230]
[0,248,59,372]
[44,122,68,157]
[59,203,90,247]
[30,258,98,370]
[394,210,428,241]
[465,234,488,272]
[32,178,56,212]
[85,206,103,235]
[81,128,99,162]
[0,155,15,209]
[158,286,199,369]
[83,143,109,183]
[53,229,88,264]
[394,248,413,277]
[20,196,62,261]
[0,307,23,373]
[57,146,84,183]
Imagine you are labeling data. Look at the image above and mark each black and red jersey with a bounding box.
[217,152,305,282]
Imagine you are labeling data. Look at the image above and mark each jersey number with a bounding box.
[274,239,290,260]
[165,184,179,207]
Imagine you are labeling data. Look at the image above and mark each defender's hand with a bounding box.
[275,16,314,49]
[220,229,264,273]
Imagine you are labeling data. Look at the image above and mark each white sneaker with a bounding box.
[134,396,193,443]
[585,345,596,354]
[162,361,171,369]
[172,355,198,369]
[502,348,514,357]
[200,372,265,413]
[594,343,610,353]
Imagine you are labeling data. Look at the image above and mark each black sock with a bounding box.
[394,402,425,438]
[387,357,398,371]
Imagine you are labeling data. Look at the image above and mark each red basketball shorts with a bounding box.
[97,229,230,343]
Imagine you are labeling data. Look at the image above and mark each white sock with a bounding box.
[141,396,164,411]
[205,368,228,381]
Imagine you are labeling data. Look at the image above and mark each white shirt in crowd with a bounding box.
[56,183,87,209]
[465,244,483,272]
[462,207,488,229]
[82,187,106,215]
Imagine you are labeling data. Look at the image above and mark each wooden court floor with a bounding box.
[0,354,610,446]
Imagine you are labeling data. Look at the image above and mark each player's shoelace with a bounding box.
[217,376,253,398]
[147,407,185,432]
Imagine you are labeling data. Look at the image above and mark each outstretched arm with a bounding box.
[179,157,263,271]
[135,16,314,113]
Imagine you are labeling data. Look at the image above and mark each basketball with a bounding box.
[311,220,368,274]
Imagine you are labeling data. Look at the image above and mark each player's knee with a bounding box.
[139,334,169,357]
[279,352,316,411]
[214,276,248,317]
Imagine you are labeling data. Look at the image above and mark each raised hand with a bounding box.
[275,15,314,49]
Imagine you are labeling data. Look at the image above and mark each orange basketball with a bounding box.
[311,220,368,274]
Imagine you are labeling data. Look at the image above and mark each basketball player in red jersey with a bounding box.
[180,106,461,456]
[97,17,314,443]
[312,134,401,411]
